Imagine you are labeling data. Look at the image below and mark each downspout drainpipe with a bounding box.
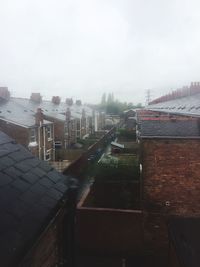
[43,125,46,160]
[64,180,79,267]
[53,124,55,161]
[38,123,41,160]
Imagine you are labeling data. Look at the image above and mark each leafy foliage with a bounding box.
[99,92,143,115]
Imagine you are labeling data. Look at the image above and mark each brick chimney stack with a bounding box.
[52,96,61,105]
[0,87,10,102]
[35,108,44,125]
[30,93,42,103]
[76,100,82,106]
[82,108,86,118]
[66,98,73,106]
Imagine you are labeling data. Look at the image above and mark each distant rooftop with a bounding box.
[140,120,200,138]
[147,92,200,117]
[149,82,200,105]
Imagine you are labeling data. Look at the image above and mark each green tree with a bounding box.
[101,93,106,105]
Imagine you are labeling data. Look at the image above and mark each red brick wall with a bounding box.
[20,209,66,267]
[168,243,182,267]
[76,207,143,255]
[45,116,64,142]
[0,120,29,146]
[142,139,200,216]
[0,120,54,160]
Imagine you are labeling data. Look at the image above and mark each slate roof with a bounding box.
[0,131,73,266]
[12,97,93,121]
[0,98,51,127]
[169,217,200,267]
[147,92,200,117]
[140,120,200,138]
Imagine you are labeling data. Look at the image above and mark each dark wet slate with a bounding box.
[0,173,13,186]
[1,142,20,153]
[9,150,31,162]
[12,179,30,192]
[140,120,200,137]
[0,132,12,145]
[39,161,53,172]
[21,172,40,184]
[40,195,58,208]
[20,190,41,204]
[0,131,71,267]
[31,167,46,177]
[54,182,68,193]
[0,185,21,203]
[23,158,39,168]
[4,166,22,178]
[46,188,63,200]
[30,183,47,196]
[47,169,62,183]
[9,200,30,219]
[39,176,54,188]
[15,161,33,173]
[0,156,15,169]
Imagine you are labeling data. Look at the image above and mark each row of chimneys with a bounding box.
[0,87,82,106]
[35,107,86,125]
[31,93,82,106]
[149,82,200,105]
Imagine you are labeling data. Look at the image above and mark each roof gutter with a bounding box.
[140,136,200,140]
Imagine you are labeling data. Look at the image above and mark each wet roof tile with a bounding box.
[47,169,62,183]
[0,173,13,186]
[0,131,71,267]
[140,120,200,138]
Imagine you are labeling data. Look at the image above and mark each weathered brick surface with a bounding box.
[0,120,29,146]
[142,139,200,216]
[20,210,66,267]
[76,207,143,255]
[168,243,181,267]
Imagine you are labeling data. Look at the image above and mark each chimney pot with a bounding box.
[76,100,82,106]
[66,98,73,106]
[0,87,10,102]
[30,93,42,103]
[52,96,61,105]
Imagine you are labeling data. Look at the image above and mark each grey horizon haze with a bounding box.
[0,0,200,104]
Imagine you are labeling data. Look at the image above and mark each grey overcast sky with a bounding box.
[0,0,200,104]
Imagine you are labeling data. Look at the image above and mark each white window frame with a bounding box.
[46,125,52,141]
[45,149,51,161]
[30,128,36,142]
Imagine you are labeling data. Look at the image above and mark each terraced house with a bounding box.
[13,93,96,148]
[0,88,103,161]
[0,88,54,161]
[0,131,77,267]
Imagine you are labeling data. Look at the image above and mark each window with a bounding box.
[76,119,80,130]
[30,128,36,142]
[54,141,62,149]
[64,123,69,136]
[45,149,51,161]
[46,125,52,140]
